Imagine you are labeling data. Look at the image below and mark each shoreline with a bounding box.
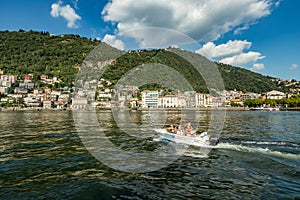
[1,106,299,112]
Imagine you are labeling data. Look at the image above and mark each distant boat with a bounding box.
[263,106,280,111]
[250,106,280,111]
[249,107,265,111]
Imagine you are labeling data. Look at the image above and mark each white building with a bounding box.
[182,91,196,108]
[242,92,261,102]
[24,96,40,107]
[43,100,52,109]
[141,91,159,108]
[195,93,212,107]
[158,95,179,108]
[72,98,88,109]
[266,90,286,100]
[178,96,187,108]
[98,92,112,99]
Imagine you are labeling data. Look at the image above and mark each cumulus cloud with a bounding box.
[103,34,125,50]
[251,63,265,71]
[290,64,298,70]
[220,51,265,66]
[50,1,81,28]
[102,0,274,47]
[196,40,252,59]
[196,40,265,70]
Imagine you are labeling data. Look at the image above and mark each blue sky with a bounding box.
[0,0,299,80]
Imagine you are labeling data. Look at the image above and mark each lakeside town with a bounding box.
[1,68,300,111]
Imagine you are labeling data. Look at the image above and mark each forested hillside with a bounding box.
[0,30,101,86]
[216,63,280,93]
[0,30,283,93]
[103,49,282,93]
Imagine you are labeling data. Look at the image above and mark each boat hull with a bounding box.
[154,129,219,146]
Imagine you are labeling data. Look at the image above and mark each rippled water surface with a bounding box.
[0,110,299,199]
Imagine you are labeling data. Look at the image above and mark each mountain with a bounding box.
[0,30,102,86]
[216,62,282,93]
[100,48,282,93]
[0,30,285,93]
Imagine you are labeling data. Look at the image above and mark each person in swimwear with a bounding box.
[184,122,194,136]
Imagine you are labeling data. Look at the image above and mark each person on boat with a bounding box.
[165,124,174,133]
[184,122,194,136]
[172,125,178,134]
[166,124,179,134]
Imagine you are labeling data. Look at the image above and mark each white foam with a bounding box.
[216,143,300,160]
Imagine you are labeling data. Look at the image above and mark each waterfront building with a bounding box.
[141,91,159,108]
[24,96,41,107]
[72,98,88,109]
[182,91,196,108]
[195,93,212,107]
[158,95,179,108]
[178,96,187,108]
[43,100,52,109]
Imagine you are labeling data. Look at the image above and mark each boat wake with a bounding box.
[215,143,300,160]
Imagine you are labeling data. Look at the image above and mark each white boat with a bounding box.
[263,106,280,111]
[250,106,280,111]
[154,129,219,146]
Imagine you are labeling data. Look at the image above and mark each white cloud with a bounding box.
[72,0,79,9]
[251,63,265,71]
[196,40,252,59]
[102,0,274,47]
[50,1,81,28]
[220,51,265,66]
[103,34,125,50]
[275,0,282,7]
[196,40,265,70]
[290,64,298,70]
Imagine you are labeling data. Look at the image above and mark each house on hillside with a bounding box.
[242,92,261,102]
[266,90,286,100]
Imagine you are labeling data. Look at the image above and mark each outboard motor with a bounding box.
[209,136,219,146]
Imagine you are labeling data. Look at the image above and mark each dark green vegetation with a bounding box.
[0,30,286,93]
[0,30,101,87]
[244,94,300,107]
[102,49,284,93]
[216,63,281,93]
[101,49,209,93]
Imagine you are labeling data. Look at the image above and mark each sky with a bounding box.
[0,0,299,80]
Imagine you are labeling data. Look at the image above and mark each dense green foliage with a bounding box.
[216,62,282,93]
[244,95,300,107]
[102,49,208,93]
[103,49,283,93]
[0,30,100,86]
[0,30,285,93]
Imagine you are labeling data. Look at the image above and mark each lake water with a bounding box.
[0,110,299,199]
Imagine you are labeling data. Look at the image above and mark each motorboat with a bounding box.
[154,128,219,146]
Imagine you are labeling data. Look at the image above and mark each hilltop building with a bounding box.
[266,90,286,100]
